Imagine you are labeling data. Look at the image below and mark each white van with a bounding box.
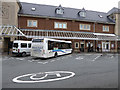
[12,40,32,56]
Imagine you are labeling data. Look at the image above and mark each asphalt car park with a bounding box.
[2,53,119,88]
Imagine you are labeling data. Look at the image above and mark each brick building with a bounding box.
[1,2,120,53]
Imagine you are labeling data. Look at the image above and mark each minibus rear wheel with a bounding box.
[22,52,26,57]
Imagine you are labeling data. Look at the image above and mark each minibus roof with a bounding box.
[13,40,32,43]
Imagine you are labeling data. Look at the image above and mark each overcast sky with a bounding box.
[20,0,120,13]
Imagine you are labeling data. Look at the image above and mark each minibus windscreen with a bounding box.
[13,43,18,48]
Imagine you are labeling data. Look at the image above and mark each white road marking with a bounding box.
[31,60,39,62]
[85,54,92,56]
[56,58,60,60]
[92,55,101,61]
[42,62,48,64]
[28,60,33,62]
[76,57,84,60]
[38,62,43,64]
[10,57,14,59]
[16,58,24,61]
[56,73,61,77]
[110,56,114,58]
[50,60,55,62]
[12,71,75,83]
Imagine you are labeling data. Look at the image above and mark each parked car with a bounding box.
[12,40,32,56]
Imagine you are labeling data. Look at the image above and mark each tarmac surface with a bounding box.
[1,53,119,88]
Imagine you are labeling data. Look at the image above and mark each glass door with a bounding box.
[102,42,110,52]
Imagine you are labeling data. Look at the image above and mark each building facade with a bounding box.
[0,0,21,52]
[1,2,120,53]
[17,2,120,53]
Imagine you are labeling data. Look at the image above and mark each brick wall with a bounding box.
[18,16,115,34]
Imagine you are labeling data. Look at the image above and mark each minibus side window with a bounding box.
[21,43,27,48]
[28,43,31,48]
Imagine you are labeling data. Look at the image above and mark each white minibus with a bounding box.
[31,38,72,58]
[12,40,32,56]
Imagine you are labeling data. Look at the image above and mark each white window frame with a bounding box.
[56,9,64,15]
[27,20,38,27]
[80,12,86,17]
[103,26,109,32]
[75,42,79,48]
[80,24,90,30]
[54,22,67,29]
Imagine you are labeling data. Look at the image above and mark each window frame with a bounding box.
[80,24,91,30]
[54,22,67,29]
[56,9,64,15]
[27,20,38,27]
[80,12,86,17]
[103,26,109,32]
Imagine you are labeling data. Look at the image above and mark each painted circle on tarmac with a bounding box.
[12,71,75,83]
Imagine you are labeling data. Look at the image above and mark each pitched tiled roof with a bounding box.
[107,7,120,15]
[18,2,115,24]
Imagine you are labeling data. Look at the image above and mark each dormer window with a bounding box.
[56,9,64,14]
[80,12,86,17]
[56,5,64,15]
[78,8,86,17]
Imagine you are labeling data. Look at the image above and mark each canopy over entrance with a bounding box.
[0,25,119,41]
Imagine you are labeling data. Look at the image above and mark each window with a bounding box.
[56,9,64,14]
[58,42,71,49]
[48,41,54,50]
[103,26,109,32]
[54,22,67,29]
[27,20,37,27]
[75,42,79,48]
[80,12,86,17]
[48,41,71,50]
[80,24,90,30]
[28,43,31,48]
[21,43,27,48]
[56,5,64,15]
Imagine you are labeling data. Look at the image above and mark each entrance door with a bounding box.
[3,37,10,52]
[102,42,110,52]
[80,44,84,52]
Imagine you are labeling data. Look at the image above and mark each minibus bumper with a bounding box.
[12,52,21,56]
